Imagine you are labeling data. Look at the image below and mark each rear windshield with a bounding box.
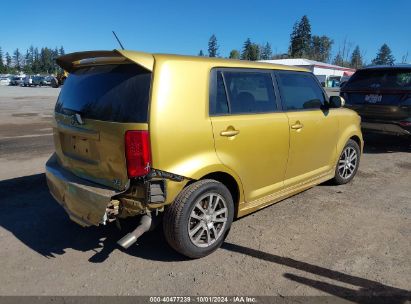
[345,68,411,91]
[55,64,151,122]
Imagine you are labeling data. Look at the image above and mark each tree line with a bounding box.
[200,15,404,68]
[0,45,65,74]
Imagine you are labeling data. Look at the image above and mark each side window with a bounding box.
[223,72,277,114]
[277,72,326,110]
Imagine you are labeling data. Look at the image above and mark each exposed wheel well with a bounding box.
[188,172,240,217]
[350,135,362,150]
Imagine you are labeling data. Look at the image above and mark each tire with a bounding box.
[51,77,59,88]
[163,179,234,258]
[333,139,360,185]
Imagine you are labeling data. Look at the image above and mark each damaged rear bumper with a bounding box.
[45,154,122,227]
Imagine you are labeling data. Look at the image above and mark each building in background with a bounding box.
[260,58,356,87]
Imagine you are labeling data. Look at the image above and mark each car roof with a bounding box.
[151,52,309,72]
[359,64,411,71]
[57,49,309,73]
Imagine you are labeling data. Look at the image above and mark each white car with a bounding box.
[0,76,11,86]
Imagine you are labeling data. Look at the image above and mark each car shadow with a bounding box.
[221,242,411,303]
[2,174,410,302]
[0,173,184,263]
[362,133,410,154]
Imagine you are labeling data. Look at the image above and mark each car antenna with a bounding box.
[112,31,125,50]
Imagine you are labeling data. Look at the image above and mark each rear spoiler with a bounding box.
[56,49,154,72]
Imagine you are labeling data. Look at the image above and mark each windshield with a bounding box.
[55,64,151,123]
[345,68,411,91]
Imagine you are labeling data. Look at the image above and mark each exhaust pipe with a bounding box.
[117,214,153,249]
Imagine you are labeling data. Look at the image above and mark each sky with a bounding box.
[1,0,410,64]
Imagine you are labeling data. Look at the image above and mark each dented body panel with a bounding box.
[52,113,149,191]
[46,154,121,226]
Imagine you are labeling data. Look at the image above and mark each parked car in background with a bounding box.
[32,76,44,86]
[23,75,34,87]
[10,76,25,86]
[33,76,44,86]
[42,76,53,86]
[341,65,411,136]
[46,50,363,258]
[0,76,11,86]
[340,76,351,88]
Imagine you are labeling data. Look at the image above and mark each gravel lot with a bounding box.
[0,86,410,300]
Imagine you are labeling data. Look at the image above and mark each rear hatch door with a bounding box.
[342,68,411,121]
[53,50,153,191]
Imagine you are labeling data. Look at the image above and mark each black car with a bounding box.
[341,65,411,136]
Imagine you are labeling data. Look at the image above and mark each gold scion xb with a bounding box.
[46,50,363,258]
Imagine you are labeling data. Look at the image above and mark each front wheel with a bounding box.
[163,179,234,258]
[333,139,360,185]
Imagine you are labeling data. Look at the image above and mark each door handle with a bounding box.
[220,129,240,137]
[291,122,304,130]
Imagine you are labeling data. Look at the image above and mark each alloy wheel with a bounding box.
[338,146,358,179]
[188,193,228,248]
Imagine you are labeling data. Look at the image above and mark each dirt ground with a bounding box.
[0,86,410,300]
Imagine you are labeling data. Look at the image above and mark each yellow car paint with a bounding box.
[46,49,363,227]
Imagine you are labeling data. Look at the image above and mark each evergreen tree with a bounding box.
[333,53,344,67]
[289,15,312,58]
[208,34,219,57]
[59,46,65,56]
[53,47,60,73]
[260,42,272,60]
[24,49,32,73]
[372,43,395,65]
[0,47,5,73]
[241,38,252,59]
[241,38,260,61]
[249,44,260,61]
[350,46,363,69]
[13,48,23,71]
[32,48,40,74]
[229,49,240,59]
[40,47,54,73]
[310,35,333,62]
[198,50,204,56]
[5,52,12,72]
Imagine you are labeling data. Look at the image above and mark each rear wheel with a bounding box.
[333,139,360,185]
[163,179,234,258]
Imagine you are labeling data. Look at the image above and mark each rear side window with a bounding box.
[277,71,326,110]
[344,68,411,91]
[210,69,277,115]
[55,64,151,123]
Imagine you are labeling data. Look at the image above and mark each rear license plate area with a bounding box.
[61,133,94,160]
[365,94,382,104]
[70,136,90,156]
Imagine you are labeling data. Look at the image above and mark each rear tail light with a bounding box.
[125,130,151,178]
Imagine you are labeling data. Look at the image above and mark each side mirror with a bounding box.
[329,96,345,108]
